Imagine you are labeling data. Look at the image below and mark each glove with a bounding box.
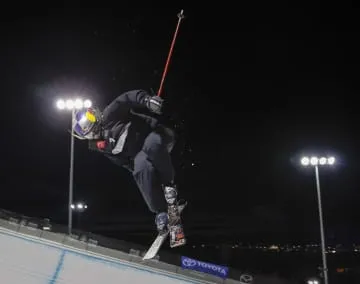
[88,140,106,151]
[145,95,163,115]
[96,140,106,149]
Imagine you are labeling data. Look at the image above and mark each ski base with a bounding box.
[142,201,186,260]
[169,224,186,247]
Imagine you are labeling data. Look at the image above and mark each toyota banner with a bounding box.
[181,256,229,279]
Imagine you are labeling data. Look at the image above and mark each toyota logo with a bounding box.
[182,258,197,267]
[239,274,253,283]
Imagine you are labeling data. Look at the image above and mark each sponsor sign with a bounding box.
[181,256,229,279]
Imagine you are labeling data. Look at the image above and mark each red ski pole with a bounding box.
[157,10,185,97]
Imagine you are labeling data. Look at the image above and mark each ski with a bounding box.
[142,201,187,260]
[167,200,186,248]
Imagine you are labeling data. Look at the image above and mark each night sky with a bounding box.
[1,4,360,246]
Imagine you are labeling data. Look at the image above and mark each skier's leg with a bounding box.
[134,126,183,232]
[141,126,179,205]
[142,125,176,184]
[132,151,169,232]
[132,151,167,214]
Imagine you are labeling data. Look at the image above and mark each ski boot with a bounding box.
[155,212,168,234]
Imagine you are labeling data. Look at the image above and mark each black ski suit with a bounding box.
[88,90,175,214]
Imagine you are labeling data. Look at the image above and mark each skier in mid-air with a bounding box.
[72,89,182,237]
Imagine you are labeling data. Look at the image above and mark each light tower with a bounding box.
[300,155,335,284]
[56,98,92,235]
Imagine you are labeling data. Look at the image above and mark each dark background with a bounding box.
[1,3,360,248]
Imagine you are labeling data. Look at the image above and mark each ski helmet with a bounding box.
[72,107,101,139]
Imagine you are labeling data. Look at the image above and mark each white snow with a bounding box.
[0,230,199,284]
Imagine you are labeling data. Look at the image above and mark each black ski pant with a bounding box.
[132,126,175,214]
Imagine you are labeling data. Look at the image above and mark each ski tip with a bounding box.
[142,252,157,260]
[178,10,185,19]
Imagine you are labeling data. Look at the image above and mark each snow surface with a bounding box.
[0,230,200,284]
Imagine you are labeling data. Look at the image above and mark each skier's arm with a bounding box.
[102,89,163,123]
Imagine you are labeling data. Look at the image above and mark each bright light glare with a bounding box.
[74,99,83,109]
[301,157,310,166]
[302,155,336,167]
[56,99,65,110]
[319,157,327,165]
[83,99,92,108]
[56,98,91,110]
[71,202,87,211]
[66,99,74,110]
[310,157,318,165]
[328,156,335,165]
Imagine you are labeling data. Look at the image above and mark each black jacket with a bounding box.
[88,89,160,170]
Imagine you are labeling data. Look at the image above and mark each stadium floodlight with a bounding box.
[300,155,336,284]
[319,157,327,165]
[327,156,335,165]
[55,97,92,236]
[71,202,88,212]
[71,202,88,230]
[56,98,92,111]
[83,99,92,108]
[301,157,310,166]
[56,99,66,110]
[301,156,335,167]
[310,156,318,166]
